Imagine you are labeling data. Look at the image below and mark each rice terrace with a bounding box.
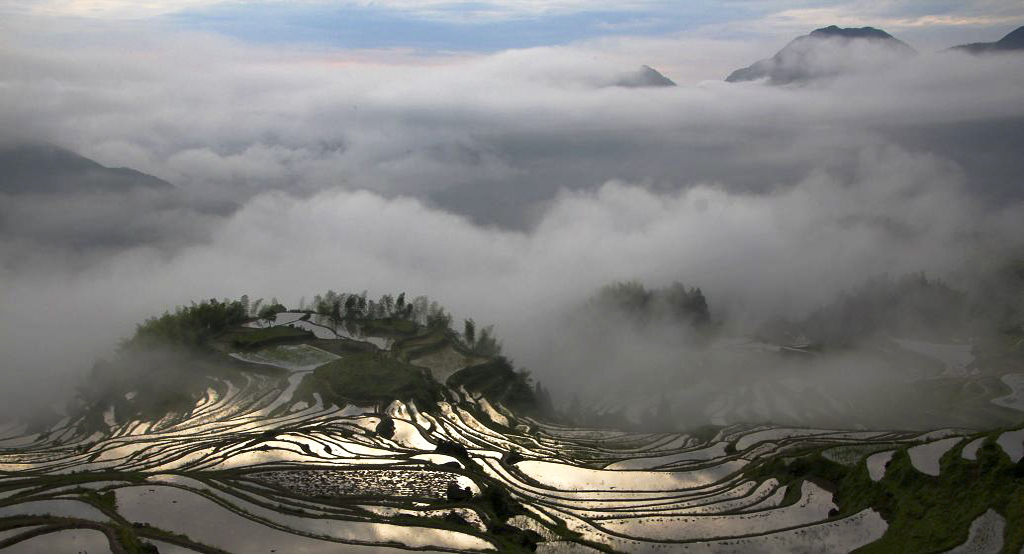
[0,290,1023,553]
[2,1,1024,553]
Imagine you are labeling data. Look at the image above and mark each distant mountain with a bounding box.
[726,25,915,85]
[951,25,1024,54]
[614,65,676,88]
[0,144,172,194]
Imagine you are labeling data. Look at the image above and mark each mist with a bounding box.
[2,22,1024,426]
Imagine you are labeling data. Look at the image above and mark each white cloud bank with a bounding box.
[3,142,1022,413]
[1,26,1024,417]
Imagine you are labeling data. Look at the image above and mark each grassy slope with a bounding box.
[447,359,535,413]
[748,432,1024,552]
[297,352,441,408]
[849,436,1024,553]
[359,317,420,337]
[216,326,314,349]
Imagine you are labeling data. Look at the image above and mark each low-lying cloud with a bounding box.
[3,144,1023,417]
[1,26,1023,423]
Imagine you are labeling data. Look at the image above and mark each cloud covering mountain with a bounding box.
[726,25,915,84]
[0,144,172,195]
[952,25,1024,54]
[1,23,1024,415]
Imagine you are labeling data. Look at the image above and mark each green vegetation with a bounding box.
[761,265,1024,349]
[29,277,1024,554]
[801,272,967,346]
[822,444,899,466]
[126,298,247,349]
[849,440,1024,553]
[76,346,276,426]
[298,352,441,407]
[77,288,547,429]
[216,325,313,349]
[462,318,502,356]
[589,280,711,328]
[361,317,420,336]
[447,357,543,414]
[971,259,1024,336]
[237,344,338,367]
[304,288,508,361]
[748,435,1024,553]
[310,289,451,328]
[73,298,310,427]
[393,326,451,361]
[256,300,286,321]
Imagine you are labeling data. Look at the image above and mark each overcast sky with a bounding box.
[4,1,1024,58]
[1,0,1023,416]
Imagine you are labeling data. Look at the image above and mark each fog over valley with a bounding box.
[1,5,1024,552]
[3,23,1024,419]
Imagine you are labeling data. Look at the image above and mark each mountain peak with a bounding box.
[0,143,172,194]
[952,25,1024,54]
[726,25,915,84]
[1002,25,1024,46]
[809,25,896,41]
[614,65,676,88]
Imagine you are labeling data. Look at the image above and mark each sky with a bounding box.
[5,1,1024,55]
[1,0,1024,419]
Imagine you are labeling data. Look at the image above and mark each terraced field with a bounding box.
[1,314,1023,552]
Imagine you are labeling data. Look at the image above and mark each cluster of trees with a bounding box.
[589,281,711,328]
[307,290,507,355]
[127,298,248,349]
[447,356,549,416]
[239,295,286,322]
[305,289,510,355]
[129,289,508,353]
[307,290,453,328]
[246,291,515,358]
[463,318,501,356]
[798,272,969,346]
[77,347,226,426]
[758,267,1024,349]
[969,260,1024,338]
[82,287,548,429]
[76,297,268,428]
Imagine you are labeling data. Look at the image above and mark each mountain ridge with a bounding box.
[614,64,676,88]
[726,25,915,85]
[951,25,1024,54]
[0,143,172,194]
